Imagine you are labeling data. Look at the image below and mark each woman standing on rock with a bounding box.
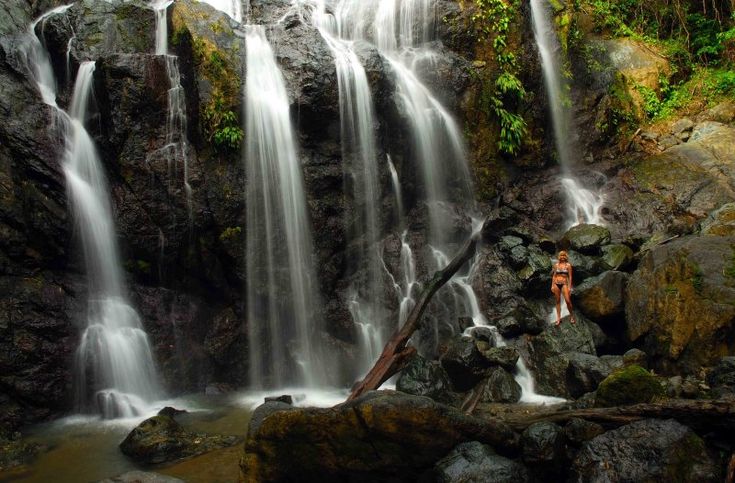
[551,250,576,326]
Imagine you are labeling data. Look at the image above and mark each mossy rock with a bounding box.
[560,224,611,254]
[600,244,634,271]
[595,365,664,407]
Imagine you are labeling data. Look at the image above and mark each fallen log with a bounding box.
[500,398,735,435]
[347,220,487,401]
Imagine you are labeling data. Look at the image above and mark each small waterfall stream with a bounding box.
[152,0,193,219]
[20,8,162,418]
[244,26,329,389]
[530,0,604,227]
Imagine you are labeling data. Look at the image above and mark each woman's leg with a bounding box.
[562,284,576,323]
[552,284,561,325]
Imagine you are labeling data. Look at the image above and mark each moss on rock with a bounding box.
[595,364,665,407]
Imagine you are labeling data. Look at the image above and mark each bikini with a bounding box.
[554,266,569,289]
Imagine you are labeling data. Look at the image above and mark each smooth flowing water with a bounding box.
[244,26,329,388]
[293,0,393,375]
[19,10,162,418]
[152,0,193,219]
[530,0,604,227]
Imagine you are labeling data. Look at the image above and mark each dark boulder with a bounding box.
[480,367,522,403]
[571,419,720,482]
[480,346,520,371]
[563,418,605,446]
[440,336,492,391]
[520,422,565,473]
[431,441,530,483]
[626,235,735,374]
[623,348,648,368]
[560,224,611,254]
[397,354,454,403]
[566,352,613,399]
[574,271,627,321]
[119,408,241,464]
[239,391,520,482]
[600,244,634,271]
[707,356,735,395]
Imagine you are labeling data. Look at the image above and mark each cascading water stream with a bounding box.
[244,25,329,389]
[152,0,193,219]
[530,0,604,227]
[292,0,391,375]
[20,10,162,418]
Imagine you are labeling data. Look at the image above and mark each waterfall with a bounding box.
[20,10,162,418]
[530,0,604,227]
[244,26,328,388]
[152,0,193,219]
[292,1,392,375]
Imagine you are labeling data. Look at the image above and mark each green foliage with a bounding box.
[204,95,243,152]
[633,67,734,121]
[587,0,734,66]
[219,226,242,241]
[472,0,528,156]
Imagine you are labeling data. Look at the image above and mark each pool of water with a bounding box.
[0,394,251,483]
[0,388,350,483]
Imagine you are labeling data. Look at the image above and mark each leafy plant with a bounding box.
[472,0,528,155]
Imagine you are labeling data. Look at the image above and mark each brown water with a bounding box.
[0,395,251,483]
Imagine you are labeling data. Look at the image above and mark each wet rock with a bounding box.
[480,367,522,403]
[622,348,648,368]
[600,243,634,271]
[560,224,611,254]
[626,235,735,374]
[239,391,520,482]
[494,299,546,337]
[595,365,664,407]
[264,395,293,405]
[520,422,565,470]
[707,356,735,393]
[397,354,454,403]
[571,419,719,482]
[98,471,184,483]
[469,326,497,345]
[431,441,530,483]
[658,133,681,149]
[566,249,604,280]
[525,317,597,397]
[518,245,553,295]
[119,408,241,464]
[671,117,694,138]
[599,355,624,372]
[700,202,735,236]
[441,336,492,391]
[566,352,613,399]
[41,0,156,74]
[574,271,627,321]
[0,432,45,472]
[563,418,604,446]
[603,123,735,241]
[480,346,520,371]
[697,100,735,124]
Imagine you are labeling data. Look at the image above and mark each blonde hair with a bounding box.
[558,250,568,261]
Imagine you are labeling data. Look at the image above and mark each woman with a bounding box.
[551,250,576,326]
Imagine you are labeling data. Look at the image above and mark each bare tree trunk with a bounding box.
[347,220,487,402]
